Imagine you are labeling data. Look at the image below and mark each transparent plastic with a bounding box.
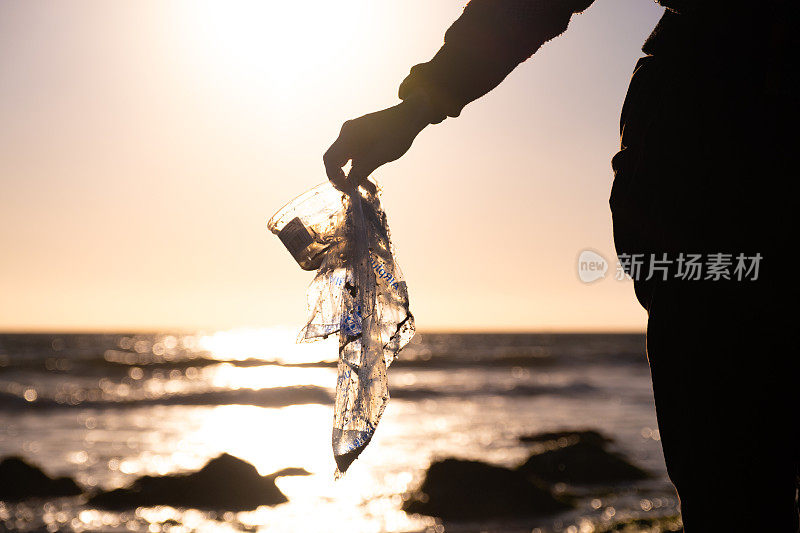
[268,184,348,271]
[269,180,415,475]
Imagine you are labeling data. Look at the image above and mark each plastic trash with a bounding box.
[267,183,347,271]
[268,179,415,475]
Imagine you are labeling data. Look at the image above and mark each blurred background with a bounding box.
[0,1,678,532]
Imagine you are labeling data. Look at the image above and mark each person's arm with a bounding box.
[324,0,596,190]
[399,0,595,121]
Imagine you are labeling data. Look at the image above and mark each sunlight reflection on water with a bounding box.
[207,365,335,390]
[134,404,434,532]
[198,328,338,364]
[0,331,675,532]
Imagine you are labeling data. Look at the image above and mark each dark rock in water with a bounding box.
[0,456,82,501]
[268,467,311,478]
[88,454,303,510]
[517,430,649,485]
[403,458,572,521]
[597,515,683,532]
[519,429,609,447]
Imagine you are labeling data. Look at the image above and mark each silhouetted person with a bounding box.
[325,2,799,531]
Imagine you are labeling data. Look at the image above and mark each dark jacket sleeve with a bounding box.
[399,0,596,122]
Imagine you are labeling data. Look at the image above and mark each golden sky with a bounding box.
[0,0,664,332]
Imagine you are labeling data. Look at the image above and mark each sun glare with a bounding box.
[179,1,372,98]
[198,327,338,364]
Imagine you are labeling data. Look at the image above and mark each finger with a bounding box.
[323,147,348,191]
[326,162,348,192]
[324,136,352,192]
[348,160,378,194]
[361,179,377,196]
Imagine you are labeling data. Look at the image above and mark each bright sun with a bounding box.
[179,1,370,97]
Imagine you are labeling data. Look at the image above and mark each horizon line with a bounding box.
[0,326,646,335]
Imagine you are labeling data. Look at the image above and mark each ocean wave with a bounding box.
[0,379,596,409]
[0,354,276,374]
[0,386,331,410]
[391,382,596,400]
[0,353,585,377]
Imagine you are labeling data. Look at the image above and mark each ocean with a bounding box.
[0,331,679,532]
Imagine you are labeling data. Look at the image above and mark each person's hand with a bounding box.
[324,96,434,193]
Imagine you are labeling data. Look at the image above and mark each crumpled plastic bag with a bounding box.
[268,179,415,475]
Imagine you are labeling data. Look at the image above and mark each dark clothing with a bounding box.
[401,1,800,530]
[399,0,594,121]
[610,50,797,308]
[619,7,800,524]
[647,281,799,532]
[615,50,799,530]
[399,1,798,121]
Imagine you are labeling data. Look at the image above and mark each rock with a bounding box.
[0,456,82,501]
[597,515,683,532]
[88,454,304,510]
[268,467,311,478]
[517,430,649,485]
[519,429,609,447]
[403,458,572,521]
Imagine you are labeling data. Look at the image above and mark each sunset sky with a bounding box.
[0,0,664,332]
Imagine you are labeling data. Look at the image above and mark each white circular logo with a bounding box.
[577,250,608,283]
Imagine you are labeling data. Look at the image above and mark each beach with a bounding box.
[0,331,679,532]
